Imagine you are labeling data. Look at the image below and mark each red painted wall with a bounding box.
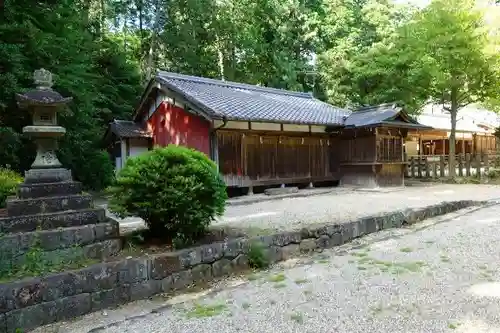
[147,101,211,155]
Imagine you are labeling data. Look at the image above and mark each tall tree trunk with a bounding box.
[100,0,105,35]
[146,33,156,80]
[216,33,225,81]
[449,87,459,178]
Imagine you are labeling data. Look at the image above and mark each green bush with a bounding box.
[0,168,23,208]
[108,145,228,242]
[487,168,500,179]
[247,242,270,269]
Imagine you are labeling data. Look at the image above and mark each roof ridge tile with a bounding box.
[157,71,313,99]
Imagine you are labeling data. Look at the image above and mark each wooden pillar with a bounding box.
[120,139,127,169]
[475,153,481,178]
[484,153,489,175]
[472,133,476,157]
[465,153,471,177]
[418,134,422,156]
[458,154,463,177]
[439,155,445,177]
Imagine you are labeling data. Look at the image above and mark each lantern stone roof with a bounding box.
[16,90,73,107]
[15,68,73,107]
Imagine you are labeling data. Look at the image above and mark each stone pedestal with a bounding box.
[0,175,121,266]
[0,69,121,269]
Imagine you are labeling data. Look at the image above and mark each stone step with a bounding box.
[6,194,93,216]
[0,208,107,233]
[18,181,83,199]
[0,221,121,264]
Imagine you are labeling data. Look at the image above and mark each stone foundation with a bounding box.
[18,181,82,199]
[0,208,106,233]
[0,199,485,333]
[6,194,93,216]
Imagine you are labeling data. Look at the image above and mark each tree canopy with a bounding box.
[340,0,500,174]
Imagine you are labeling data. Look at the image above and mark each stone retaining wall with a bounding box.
[0,221,120,269]
[0,200,485,332]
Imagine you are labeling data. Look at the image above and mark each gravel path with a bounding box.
[215,184,500,233]
[39,203,500,333]
[110,184,500,234]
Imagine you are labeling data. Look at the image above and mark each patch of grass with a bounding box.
[247,274,259,281]
[290,312,304,324]
[294,278,309,284]
[273,282,287,289]
[268,273,286,283]
[448,322,460,329]
[399,247,413,253]
[303,290,312,296]
[317,259,329,264]
[352,251,369,257]
[242,302,251,310]
[247,242,269,269]
[370,304,384,315]
[186,303,228,318]
[315,254,330,260]
[353,255,427,275]
[440,255,450,263]
[399,261,426,272]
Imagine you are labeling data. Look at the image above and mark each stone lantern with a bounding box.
[15,69,73,183]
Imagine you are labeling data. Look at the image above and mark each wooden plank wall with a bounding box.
[376,164,404,186]
[376,136,403,162]
[339,136,375,163]
[217,131,338,186]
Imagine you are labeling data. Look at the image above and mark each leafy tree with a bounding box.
[396,0,499,175]
[317,0,415,106]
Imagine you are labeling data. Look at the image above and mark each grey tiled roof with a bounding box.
[156,72,349,125]
[344,103,426,128]
[110,120,152,138]
[345,103,401,127]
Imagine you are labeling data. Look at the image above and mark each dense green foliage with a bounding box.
[0,0,142,190]
[0,168,23,208]
[108,145,227,242]
[1,0,498,187]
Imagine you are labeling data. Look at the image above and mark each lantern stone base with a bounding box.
[18,181,83,199]
[6,194,93,216]
[24,168,72,183]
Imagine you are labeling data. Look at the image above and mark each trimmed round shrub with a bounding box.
[0,168,23,208]
[108,145,228,243]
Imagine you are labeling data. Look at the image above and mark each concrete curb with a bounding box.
[0,199,490,333]
[227,188,347,206]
